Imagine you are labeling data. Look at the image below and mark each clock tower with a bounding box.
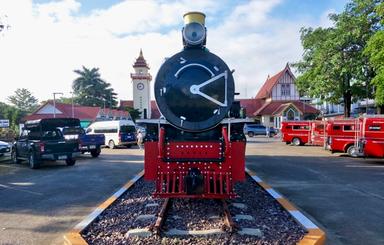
[131,49,152,119]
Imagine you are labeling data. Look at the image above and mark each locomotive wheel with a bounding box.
[347,145,358,158]
[292,137,301,146]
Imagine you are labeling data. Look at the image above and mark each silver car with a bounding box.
[0,140,11,157]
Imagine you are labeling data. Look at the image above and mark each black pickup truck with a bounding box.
[11,118,80,169]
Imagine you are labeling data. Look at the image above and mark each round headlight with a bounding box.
[183,22,206,46]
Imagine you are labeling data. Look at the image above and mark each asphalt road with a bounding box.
[246,137,384,245]
[0,148,144,245]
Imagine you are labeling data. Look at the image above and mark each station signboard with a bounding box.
[0,119,10,128]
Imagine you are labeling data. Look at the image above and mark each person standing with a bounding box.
[137,129,143,149]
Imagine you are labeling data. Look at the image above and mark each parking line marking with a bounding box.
[246,169,325,245]
[345,165,384,168]
[113,187,127,198]
[266,188,282,199]
[251,175,263,182]
[65,170,145,244]
[289,210,318,229]
[0,183,43,196]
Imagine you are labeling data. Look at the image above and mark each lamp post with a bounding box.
[70,91,75,118]
[53,92,63,118]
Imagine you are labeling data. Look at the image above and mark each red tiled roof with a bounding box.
[22,102,129,122]
[150,101,161,119]
[120,100,133,108]
[290,101,319,114]
[255,63,295,99]
[133,49,149,69]
[254,101,319,116]
[238,99,264,117]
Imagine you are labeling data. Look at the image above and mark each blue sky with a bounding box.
[0,0,350,102]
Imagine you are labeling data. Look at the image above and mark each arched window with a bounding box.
[286,108,295,121]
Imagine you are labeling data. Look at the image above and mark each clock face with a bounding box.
[154,49,235,132]
[137,83,144,90]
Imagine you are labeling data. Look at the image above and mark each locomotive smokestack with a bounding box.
[183,11,206,26]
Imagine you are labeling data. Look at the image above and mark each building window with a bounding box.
[281,83,291,96]
[270,117,274,123]
[287,109,295,120]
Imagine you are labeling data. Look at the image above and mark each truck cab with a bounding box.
[12,118,80,169]
[360,117,384,158]
[61,127,105,157]
[326,119,359,156]
[281,121,311,146]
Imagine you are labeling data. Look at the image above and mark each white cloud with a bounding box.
[0,0,339,104]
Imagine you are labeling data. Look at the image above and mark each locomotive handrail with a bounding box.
[222,126,230,157]
[158,127,165,159]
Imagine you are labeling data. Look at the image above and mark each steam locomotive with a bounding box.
[141,12,248,199]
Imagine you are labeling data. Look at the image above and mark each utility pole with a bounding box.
[70,91,75,118]
[53,92,63,118]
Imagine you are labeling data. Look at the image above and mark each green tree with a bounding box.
[122,107,141,122]
[72,66,118,108]
[0,102,25,133]
[365,2,384,111]
[7,88,38,113]
[294,0,381,117]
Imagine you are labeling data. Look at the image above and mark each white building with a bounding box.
[253,63,319,128]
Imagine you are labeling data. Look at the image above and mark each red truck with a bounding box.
[326,117,384,157]
[281,120,326,146]
[326,119,358,156]
[359,117,384,157]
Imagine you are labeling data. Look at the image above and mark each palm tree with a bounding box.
[72,66,118,108]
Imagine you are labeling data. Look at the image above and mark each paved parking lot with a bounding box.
[0,148,143,245]
[246,136,384,245]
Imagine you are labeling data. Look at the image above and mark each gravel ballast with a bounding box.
[82,175,306,244]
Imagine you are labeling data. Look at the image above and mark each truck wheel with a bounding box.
[91,148,101,158]
[28,153,40,169]
[248,132,254,137]
[292,138,301,146]
[66,158,76,166]
[108,140,116,149]
[11,150,21,164]
[347,145,358,158]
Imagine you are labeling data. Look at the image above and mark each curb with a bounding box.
[64,169,325,245]
[245,168,326,245]
[63,170,144,245]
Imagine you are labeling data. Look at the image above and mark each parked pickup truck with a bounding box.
[11,118,80,169]
[61,127,104,157]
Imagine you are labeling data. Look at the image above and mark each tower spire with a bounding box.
[133,49,149,69]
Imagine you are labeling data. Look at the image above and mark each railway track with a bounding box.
[82,177,306,244]
[151,198,238,236]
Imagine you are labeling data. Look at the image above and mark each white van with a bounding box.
[86,120,137,149]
